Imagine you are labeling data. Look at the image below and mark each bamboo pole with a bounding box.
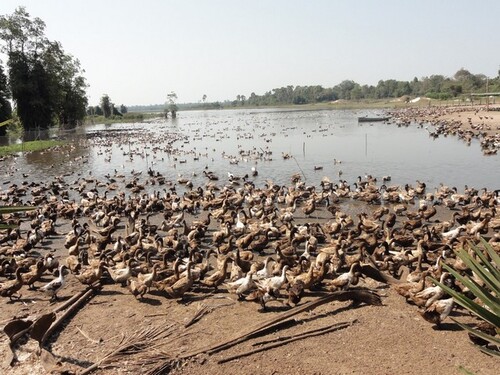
[218,320,356,364]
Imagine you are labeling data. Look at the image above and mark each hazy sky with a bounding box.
[1,0,499,106]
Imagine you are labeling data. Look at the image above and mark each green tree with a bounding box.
[120,104,127,114]
[396,81,411,97]
[87,105,102,116]
[410,77,421,96]
[43,41,87,127]
[350,85,362,100]
[166,91,178,118]
[335,80,356,100]
[0,7,87,130]
[420,75,445,96]
[100,94,112,118]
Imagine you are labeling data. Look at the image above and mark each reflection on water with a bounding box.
[2,108,499,194]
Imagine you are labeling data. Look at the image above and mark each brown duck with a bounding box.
[201,257,231,290]
[75,261,105,287]
[165,261,194,299]
[21,259,45,290]
[0,267,25,301]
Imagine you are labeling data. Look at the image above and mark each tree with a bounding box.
[350,86,362,100]
[335,80,356,100]
[202,94,207,103]
[120,104,127,114]
[166,91,178,118]
[0,64,12,136]
[0,7,87,130]
[100,94,112,118]
[91,105,103,116]
[43,41,87,127]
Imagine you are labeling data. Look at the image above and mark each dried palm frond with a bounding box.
[80,324,177,375]
[184,301,235,328]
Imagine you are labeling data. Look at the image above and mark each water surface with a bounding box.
[2,108,498,195]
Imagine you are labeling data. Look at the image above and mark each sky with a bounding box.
[1,0,499,106]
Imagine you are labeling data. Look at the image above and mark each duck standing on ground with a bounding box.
[75,261,106,287]
[324,262,361,291]
[165,261,194,299]
[420,297,455,327]
[40,265,68,302]
[412,272,449,307]
[106,258,134,286]
[200,257,231,290]
[226,271,256,299]
[21,259,45,290]
[0,267,25,301]
[256,265,289,296]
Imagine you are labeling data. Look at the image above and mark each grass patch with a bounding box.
[0,139,64,156]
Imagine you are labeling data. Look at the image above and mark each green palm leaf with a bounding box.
[431,239,499,356]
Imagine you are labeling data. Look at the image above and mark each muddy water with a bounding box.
[1,108,499,196]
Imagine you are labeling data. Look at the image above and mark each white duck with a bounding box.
[415,272,449,307]
[234,211,247,234]
[256,265,289,295]
[226,271,256,299]
[106,258,133,286]
[421,297,455,326]
[325,262,361,290]
[40,265,68,302]
[255,257,274,280]
[441,226,466,241]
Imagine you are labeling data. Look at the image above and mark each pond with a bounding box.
[2,108,499,196]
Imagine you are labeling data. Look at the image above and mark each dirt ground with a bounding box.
[1,204,498,375]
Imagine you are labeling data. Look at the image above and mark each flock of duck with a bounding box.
[388,106,500,155]
[1,160,499,330]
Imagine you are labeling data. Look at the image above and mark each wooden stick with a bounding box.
[218,320,356,364]
[184,304,209,328]
[53,287,90,313]
[41,284,100,346]
[144,313,169,318]
[207,289,380,355]
[252,319,357,346]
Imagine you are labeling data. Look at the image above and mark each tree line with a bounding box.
[0,7,88,136]
[86,92,179,120]
[87,94,128,118]
[235,69,500,107]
